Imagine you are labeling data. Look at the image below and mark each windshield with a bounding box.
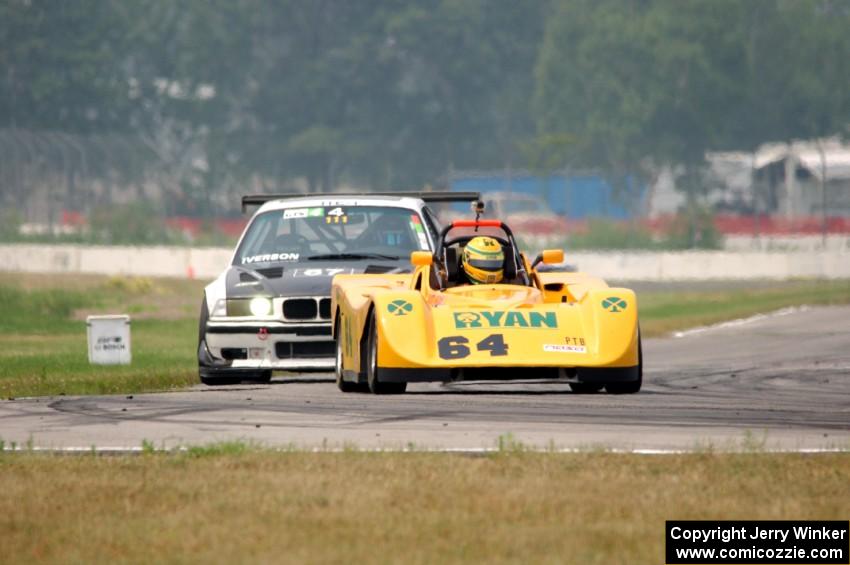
[233,205,430,266]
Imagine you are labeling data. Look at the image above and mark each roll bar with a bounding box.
[434,219,528,286]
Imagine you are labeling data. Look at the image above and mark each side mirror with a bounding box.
[532,249,564,269]
[542,249,564,264]
[410,251,433,267]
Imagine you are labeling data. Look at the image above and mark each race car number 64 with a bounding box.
[438,334,509,359]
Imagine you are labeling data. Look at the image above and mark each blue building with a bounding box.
[450,171,645,220]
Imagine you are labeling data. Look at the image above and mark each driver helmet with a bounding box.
[462,236,504,284]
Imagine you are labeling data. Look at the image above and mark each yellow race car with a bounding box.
[331,219,641,394]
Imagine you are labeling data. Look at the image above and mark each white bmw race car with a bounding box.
[198,192,478,385]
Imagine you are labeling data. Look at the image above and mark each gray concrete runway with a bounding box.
[2,306,849,451]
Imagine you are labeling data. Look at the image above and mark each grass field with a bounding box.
[637,280,850,337]
[0,450,846,564]
[0,274,205,398]
[1,272,849,398]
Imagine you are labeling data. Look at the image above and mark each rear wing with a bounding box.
[241,191,480,213]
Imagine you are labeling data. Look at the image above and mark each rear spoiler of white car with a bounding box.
[241,191,481,213]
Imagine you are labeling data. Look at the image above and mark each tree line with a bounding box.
[1,0,848,215]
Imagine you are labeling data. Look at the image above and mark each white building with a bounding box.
[647,137,850,218]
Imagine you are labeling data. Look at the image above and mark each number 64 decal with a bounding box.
[437,334,508,360]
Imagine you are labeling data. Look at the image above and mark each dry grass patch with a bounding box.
[0,451,847,564]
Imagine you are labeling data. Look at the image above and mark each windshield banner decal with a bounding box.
[242,252,300,264]
[283,207,324,219]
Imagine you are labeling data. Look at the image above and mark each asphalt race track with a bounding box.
[2,306,849,452]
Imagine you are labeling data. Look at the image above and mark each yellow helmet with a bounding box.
[462,236,504,284]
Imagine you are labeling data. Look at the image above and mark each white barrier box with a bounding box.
[86,315,132,365]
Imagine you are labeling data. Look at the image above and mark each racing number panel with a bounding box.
[437,333,509,360]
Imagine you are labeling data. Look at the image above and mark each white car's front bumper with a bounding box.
[204,319,335,371]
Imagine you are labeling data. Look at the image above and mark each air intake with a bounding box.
[283,299,318,320]
[276,341,335,359]
[256,267,284,278]
[364,265,398,274]
[319,298,332,319]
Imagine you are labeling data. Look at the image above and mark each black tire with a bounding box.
[198,296,209,349]
[200,375,241,386]
[569,382,603,394]
[248,371,273,384]
[198,297,220,386]
[605,334,643,394]
[201,370,270,386]
[366,314,406,395]
[335,317,364,393]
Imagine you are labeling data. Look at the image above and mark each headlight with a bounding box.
[249,297,273,317]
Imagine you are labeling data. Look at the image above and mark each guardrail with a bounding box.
[1,244,848,281]
[0,244,231,280]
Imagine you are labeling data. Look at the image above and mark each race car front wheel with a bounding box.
[335,317,367,393]
[366,313,407,395]
[573,333,642,394]
[604,334,642,394]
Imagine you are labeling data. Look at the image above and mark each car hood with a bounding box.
[225,261,410,298]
